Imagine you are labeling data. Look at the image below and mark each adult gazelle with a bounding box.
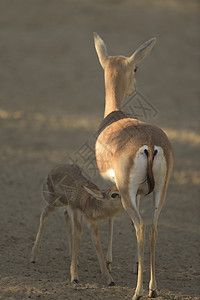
[94,33,174,299]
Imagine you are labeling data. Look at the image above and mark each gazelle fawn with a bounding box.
[94,33,174,299]
[30,163,123,286]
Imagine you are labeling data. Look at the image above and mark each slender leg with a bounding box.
[90,223,115,286]
[149,223,158,298]
[149,187,167,298]
[64,208,73,258]
[149,147,172,298]
[134,195,141,274]
[133,221,145,300]
[70,210,82,283]
[121,193,145,300]
[105,218,114,272]
[30,204,58,263]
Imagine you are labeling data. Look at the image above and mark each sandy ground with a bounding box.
[0,0,200,299]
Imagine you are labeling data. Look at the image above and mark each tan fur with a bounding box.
[94,33,174,299]
[46,164,122,223]
[30,163,122,286]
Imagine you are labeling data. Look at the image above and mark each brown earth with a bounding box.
[0,0,200,299]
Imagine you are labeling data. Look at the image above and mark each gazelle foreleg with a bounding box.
[30,204,58,263]
[105,218,114,272]
[90,222,115,286]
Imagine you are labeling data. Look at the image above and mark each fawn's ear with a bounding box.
[128,37,156,66]
[84,186,104,200]
[93,32,108,69]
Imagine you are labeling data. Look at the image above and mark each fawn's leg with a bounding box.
[70,209,82,283]
[105,218,114,272]
[90,222,115,286]
[30,204,58,263]
[64,208,73,258]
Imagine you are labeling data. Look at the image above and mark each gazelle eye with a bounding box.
[134,66,138,73]
[111,193,119,199]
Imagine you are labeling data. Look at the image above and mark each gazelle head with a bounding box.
[93,33,156,106]
[84,185,120,201]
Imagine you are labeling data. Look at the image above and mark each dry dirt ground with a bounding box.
[0,1,200,299]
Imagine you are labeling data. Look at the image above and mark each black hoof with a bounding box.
[72,279,79,284]
[29,258,36,263]
[132,295,142,300]
[149,290,158,298]
[133,295,142,300]
[108,281,115,286]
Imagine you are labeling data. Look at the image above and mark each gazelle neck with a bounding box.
[104,70,126,118]
[104,93,122,118]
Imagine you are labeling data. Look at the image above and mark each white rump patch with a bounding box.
[154,145,163,155]
[153,146,167,191]
[129,145,149,203]
[139,145,148,156]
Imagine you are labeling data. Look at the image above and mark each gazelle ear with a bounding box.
[128,37,156,66]
[84,186,104,200]
[93,32,108,69]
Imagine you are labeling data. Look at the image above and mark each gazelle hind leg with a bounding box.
[149,189,167,298]
[149,146,169,297]
[116,151,147,300]
[120,192,145,300]
[30,204,58,263]
[134,195,141,274]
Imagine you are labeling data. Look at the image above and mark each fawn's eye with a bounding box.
[111,193,119,199]
[134,66,138,73]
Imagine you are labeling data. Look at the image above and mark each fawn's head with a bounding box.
[84,185,120,202]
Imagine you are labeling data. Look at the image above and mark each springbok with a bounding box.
[93,33,174,299]
[30,163,123,286]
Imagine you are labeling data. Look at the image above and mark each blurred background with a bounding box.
[0,1,199,299]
